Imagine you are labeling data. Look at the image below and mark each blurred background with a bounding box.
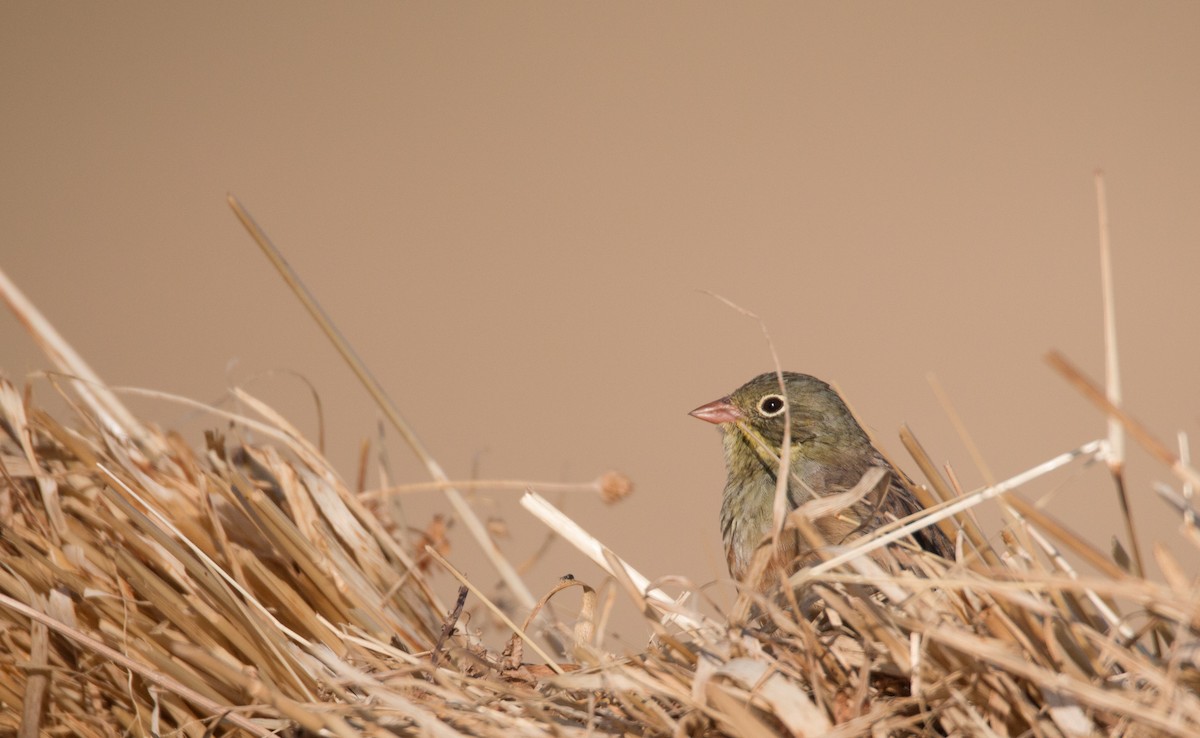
[3,4,1198,649]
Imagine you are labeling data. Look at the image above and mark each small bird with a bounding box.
[690,372,954,588]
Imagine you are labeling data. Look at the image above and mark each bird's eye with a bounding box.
[758,395,786,416]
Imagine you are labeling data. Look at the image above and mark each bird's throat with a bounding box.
[717,429,795,579]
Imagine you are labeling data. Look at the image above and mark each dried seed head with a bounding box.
[597,470,633,504]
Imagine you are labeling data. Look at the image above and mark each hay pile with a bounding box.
[2,234,1199,736]
[1,367,1199,737]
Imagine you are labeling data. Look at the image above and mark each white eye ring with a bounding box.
[757,394,787,417]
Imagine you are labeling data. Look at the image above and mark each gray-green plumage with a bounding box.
[691,372,954,586]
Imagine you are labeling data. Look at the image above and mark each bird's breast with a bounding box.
[719,463,779,581]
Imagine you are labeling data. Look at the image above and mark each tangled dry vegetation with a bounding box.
[1,352,1199,738]
[2,188,1199,736]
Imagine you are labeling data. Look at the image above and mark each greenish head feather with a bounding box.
[723,372,873,461]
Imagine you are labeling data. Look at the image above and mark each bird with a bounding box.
[690,371,954,589]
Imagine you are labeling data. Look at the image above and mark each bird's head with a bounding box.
[689,372,870,461]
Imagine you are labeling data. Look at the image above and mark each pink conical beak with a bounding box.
[688,396,743,424]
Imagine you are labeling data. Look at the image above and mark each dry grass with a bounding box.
[0,363,1198,737]
[2,187,1199,736]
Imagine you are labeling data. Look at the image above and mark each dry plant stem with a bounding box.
[1094,171,1144,581]
[602,549,697,666]
[1095,171,1126,472]
[794,438,1106,584]
[899,425,999,567]
[96,463,324,699]
[422,546,565,674]
[1002,494,1127,581]
[230,389,450,625]
[355,436,371,493]
[0,592,273,737]
[0,381,67,542]
[367,478,603,499]
[227,195,536,611]
[0,266,160,456]
[239,393,436,564]
[109,384,328,457]
[928,625,1198,738]
[703,293,792,553]
[927,372,995,485]
[19,600,48,738]
[1180,431,1196,523]
[519,576,599,656]
[96,384,448,632]
[432,586,469,668]
[1047,351,1200,492]
[810,571,1171,605]
[520,491,718,633]
[1012,509,1138,645]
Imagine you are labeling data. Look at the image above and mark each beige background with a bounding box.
[3,4,1199,647]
